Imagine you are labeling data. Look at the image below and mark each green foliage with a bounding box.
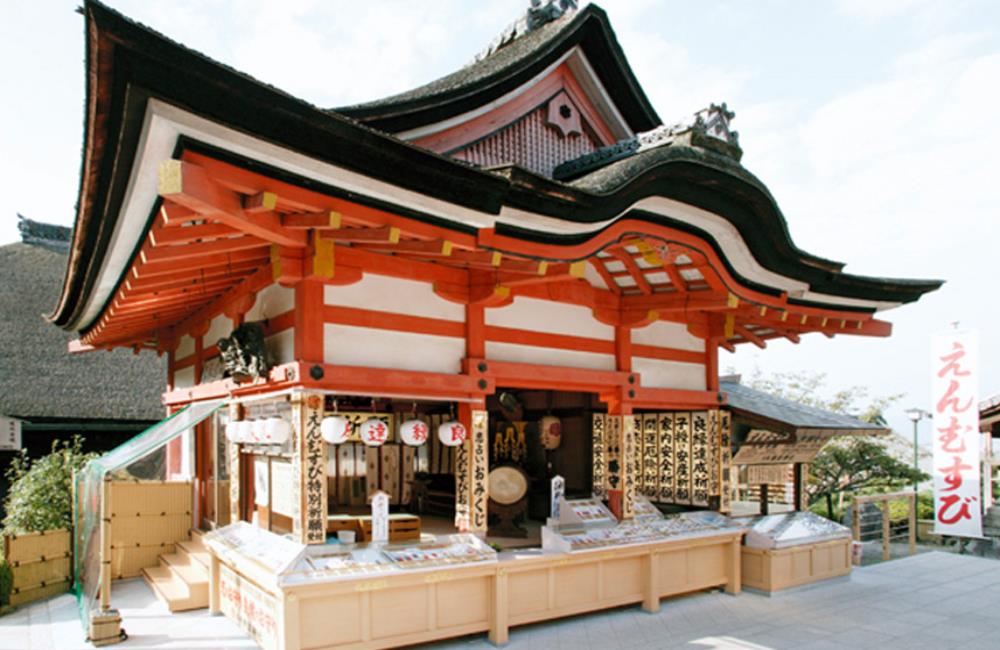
[809,438,927,517]
[741,368,926,520]
[0,560,12,606]
[2,436,98,535]
[916,491,935,520]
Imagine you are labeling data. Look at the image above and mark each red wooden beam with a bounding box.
[158,160,306,248]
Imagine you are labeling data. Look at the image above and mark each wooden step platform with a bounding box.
[142,532,209,612]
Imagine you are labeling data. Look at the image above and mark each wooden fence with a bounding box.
[108,481,193,578]
[851,491,917,564]
[3,528,71,607]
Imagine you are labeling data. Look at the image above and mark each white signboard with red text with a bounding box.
[931,330,982,538]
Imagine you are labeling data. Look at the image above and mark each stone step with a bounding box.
[142,566,204,613]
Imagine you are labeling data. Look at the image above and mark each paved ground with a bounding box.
[3,552,999,649]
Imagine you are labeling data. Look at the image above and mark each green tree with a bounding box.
[742,368,928,519]
[2,436,97,535]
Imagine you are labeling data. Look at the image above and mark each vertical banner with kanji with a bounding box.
[620,415,638,519]
[592,414,607,498]
[454,434,471,532]
[470,410,489,533]
[932,330,982,537]
[297,393,327,544]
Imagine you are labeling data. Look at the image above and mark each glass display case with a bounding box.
[204,521,305,574]
[742,511,850,550]
[542,506,742,553]
[279,533,497,586]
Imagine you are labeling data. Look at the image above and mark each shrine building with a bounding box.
[51,2,941,648]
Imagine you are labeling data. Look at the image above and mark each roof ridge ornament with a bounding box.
[471,0,578,64]
[16,214,71,252]
[552,102,743,180]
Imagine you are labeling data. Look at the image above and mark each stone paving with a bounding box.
[3,552,999,649]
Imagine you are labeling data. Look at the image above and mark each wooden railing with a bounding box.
[851,491,917,564]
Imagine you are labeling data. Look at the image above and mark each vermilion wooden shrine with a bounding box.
[53,2,940,648]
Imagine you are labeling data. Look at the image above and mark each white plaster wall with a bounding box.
[174,366,196,389]
[486,297,613,340]
[176,335,195,359]
[486,341,615,371]
[631,320,705,352]
[205,314,233,348]
[267,329,296,365]
[631,357,706,391]
[246,283,295,321]
[582,262,608,290]
[324,324,464,373]
[324,275,464,322]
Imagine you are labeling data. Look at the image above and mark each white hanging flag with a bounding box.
[931,329,982,538]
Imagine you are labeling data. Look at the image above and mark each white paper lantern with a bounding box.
[359,418,389,447]
[540,415,562,450]
[321,415,352,445]
[264,417,291,445]
[438,420,467,447]
[225,421,241,443]
[237,420,253,443]
[398,419,429,446]
[250,419,267,444]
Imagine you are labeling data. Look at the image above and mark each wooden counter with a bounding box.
[208,529,744,650]
[740,537,851,594]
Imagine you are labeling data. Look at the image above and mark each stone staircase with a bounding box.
[142,530,211,612]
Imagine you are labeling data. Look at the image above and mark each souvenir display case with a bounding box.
[740,511,852,594]
[203,524,500,650]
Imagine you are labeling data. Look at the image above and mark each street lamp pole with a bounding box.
[905,408,930,495]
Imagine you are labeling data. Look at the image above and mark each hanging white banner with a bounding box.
[931,329,982,538]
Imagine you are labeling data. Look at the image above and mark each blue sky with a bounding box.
[2,0,998,446]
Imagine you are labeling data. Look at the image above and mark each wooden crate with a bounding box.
[741,538,852,594]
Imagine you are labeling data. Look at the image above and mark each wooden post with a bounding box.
[642,553,660,612]
[881,499,891,561]
[229,401,242,525]
[208,553,221,615]
[908,493,917,556]
[489,568,509,645]
[279,593,301,650]
[100,476,112,611]
[725,536,742,595]
[851,502,861,566]
[760,483,769,516]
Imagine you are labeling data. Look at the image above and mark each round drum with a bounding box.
[488,465,529,505]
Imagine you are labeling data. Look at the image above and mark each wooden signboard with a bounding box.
[220,564,278,650]
[591,413,607,498]
[673,412,692,505]
[295,394,327,545]
[732,428,833,465]
[747,464,791,485]
[469,410,489,533]
[371,491,389,543]
[690,411,710,507]
[720,410,733,514]
[658,413,675,503]
[622,415,638,519]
